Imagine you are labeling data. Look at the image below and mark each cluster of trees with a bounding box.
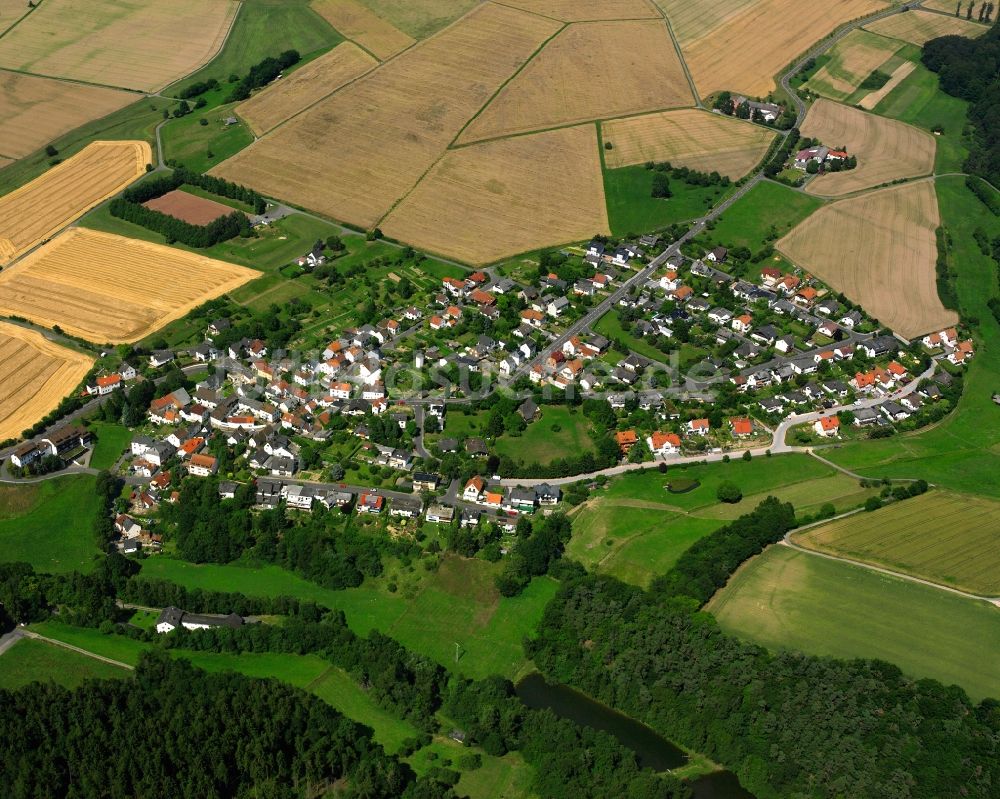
[935,225,960,311]
[495,513,572,597]
[202,299,304,352]
[109,197,251,247]
[123,575,317,618]
[953,1,996,22]
[763,127,800,178]
[228,50,301,102]
[177,77,220,99]
[0,651,459,799]
[527,499,1000,799]
[121,167,265,214]
[967,175,1000,214]
[644,160,730,193]
[923,25,1000,185]
[859,68,891,91]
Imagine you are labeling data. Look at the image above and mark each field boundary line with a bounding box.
[0,0,40,42]
[654,7,701,108]
[0,66,147,96]
[22,630,135,671]
[160,0,246,97]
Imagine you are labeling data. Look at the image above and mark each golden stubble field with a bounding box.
[864,9,988,46]
[0,140,151,265]
[658,0,888,97]
[459,20,693,143]
[0,229,258,343]
[804,28,904,101]
[777,181,957,339]
[0,321,93,442]
[236,43,377,136]
[0,71,135,159]
[858,61,916,110]
[802,99,935,196]
[601,108,775,178]
[212,2,562,229]
[311,0,415,59]
[0,0,238,92]
[382,125,609,265]
[499,0,660,21]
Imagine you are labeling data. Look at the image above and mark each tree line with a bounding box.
[228,50,301,102]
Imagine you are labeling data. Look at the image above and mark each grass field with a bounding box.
[169,0,343,96]
[705,179,824,251]
[0,475,101,573]
[604,165,727,236]
[0,0,239,92]
[803,28,904,102]
[592,309,671,361]
[0,72,135,160]
[0,228,258,344]
[493,406,596,466]
[801,99,936,197]
[601,109,774,178]
[311,0,414,59]
[212,3,560,231]
[794,491,1000,596]
[777,181,956,339]
[0,322,93,442]
[86,422,131,471]
[864,9,987,47]
[858,60,916,110]
[707,546,1000,701]
[459,20,693,144]
[0,140,150,265]
[139,555,558,679]
[235,42,377,135]
[0,638,129,690]
[383,125,609,264]
[160,101,254,174]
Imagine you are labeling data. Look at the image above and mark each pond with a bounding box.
[515,673,755,799]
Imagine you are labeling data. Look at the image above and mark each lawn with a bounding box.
[593,309,672,363]
[494,405,596,467]
[86,421,131,470]
[167,0,343,97]
[707,546,1000,702]
[793,491,1000,595]
[704,180,824,252]
[603,165,728,237]
[408,739,535,799]
[160,100,254,173]
[872,61,971,172]
[824,176,1000,497]
[0,637,130,690]
[139,555,558,679]
[0,475,102,573]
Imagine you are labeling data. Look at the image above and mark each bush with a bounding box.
[716,481,742,504]
[864,496,883,512]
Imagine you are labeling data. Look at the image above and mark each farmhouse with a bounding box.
[156,607,244,635]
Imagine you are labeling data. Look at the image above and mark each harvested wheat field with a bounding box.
[858,60,916,110]
[143,190,234,225]
[350,0,479,39]
[865,9,987,46]
[0,0,238,92]
[0,71,135,159]
[382,126,608,265]
[212,3,561,229]
[311,0,414,59]
[805,28,904,101]
[0,140,150,265]
[0,322,93,441]
[0,229,258,343]
[0,2,28,34]
[661,0,888,97]
[802,99,935,197]
[236,43,377,135]
[459,20,693,144]
[498,0,660,21]
[777,181,956,338]
[601,109,774,178]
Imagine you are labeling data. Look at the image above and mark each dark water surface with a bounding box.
[515,673,755,798]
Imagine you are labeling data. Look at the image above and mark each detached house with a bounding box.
[647,431,681,457]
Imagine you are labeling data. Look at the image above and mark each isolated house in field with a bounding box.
[155,607,243,634]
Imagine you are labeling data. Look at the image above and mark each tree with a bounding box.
[651,171,672,199]
[806,159,820,174]
[716,481,743,503]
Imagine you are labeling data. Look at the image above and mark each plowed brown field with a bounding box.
[143,190,234,225]
[0,321,93,441]
[0,140,151,265]
[236,43,377,135]
[311,0,414,59]
[0,229,258,343]
[802,99,935,197]
[459,20,693,143]
[777,181,956,338]
[601,108,774,178]
[382,125,608,265]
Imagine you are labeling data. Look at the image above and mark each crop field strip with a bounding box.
[382,125,608,265]
[864,9,988,46]
[0,321,93,442]
[212,2,562,230]
[858,60,916,109]
[0,0,239,93]
[496,0,661,22]
[601,108,775,179]
[801,98,936,197]
[0,71,136,160]
[793,492,1000,596]
[777,181,957,339]
[0,228,258,344]
[457,19,694,144]
[804,28,905,101]
[235,43,377,136]
[0,140,150,265]
[656,0,889,98]
[310,0,415,59]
